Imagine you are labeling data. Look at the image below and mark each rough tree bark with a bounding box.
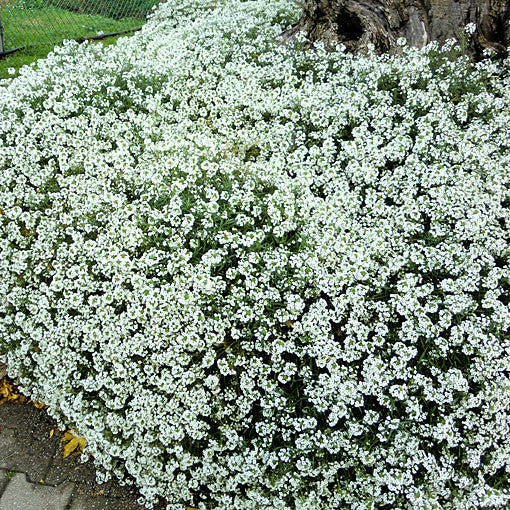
[284,0,510,58]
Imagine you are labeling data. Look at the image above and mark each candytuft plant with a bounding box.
[0,1,509,509]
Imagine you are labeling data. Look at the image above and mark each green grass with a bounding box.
[20,0,157,22]
[0,1,143,80]
[0,5,143,50]
[41,0,157,21]
[0,32,128,80]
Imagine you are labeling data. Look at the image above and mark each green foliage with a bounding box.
[21,0,158,21]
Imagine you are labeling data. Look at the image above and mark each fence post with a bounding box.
[0,14,5,54]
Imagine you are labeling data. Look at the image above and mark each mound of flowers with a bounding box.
[1,0,509,508]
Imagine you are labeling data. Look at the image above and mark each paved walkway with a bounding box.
[0,365,161,510]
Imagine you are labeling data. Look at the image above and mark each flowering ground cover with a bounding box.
[1,0,509,508]
[0,33,126,80]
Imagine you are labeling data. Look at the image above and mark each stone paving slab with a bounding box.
[106,479,143,500]
[0,428,56,481]
[44,454,97,486]
[69,495,144,510]
[0,470,8,495]
[0,400,56,441]
[69,483,145,509]
[0,472,74,510]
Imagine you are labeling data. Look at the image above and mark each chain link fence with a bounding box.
[0,0,160,54]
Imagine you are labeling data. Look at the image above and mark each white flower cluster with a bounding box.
[1,1,509,509]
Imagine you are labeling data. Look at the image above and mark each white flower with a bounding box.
[464,23,477,35]
[0,1,508,509]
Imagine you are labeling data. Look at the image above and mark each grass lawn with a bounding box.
[0,3,143,54]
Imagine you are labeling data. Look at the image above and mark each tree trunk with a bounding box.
[284,0,510,58]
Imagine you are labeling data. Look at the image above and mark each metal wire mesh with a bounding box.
[0,0,160,52]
